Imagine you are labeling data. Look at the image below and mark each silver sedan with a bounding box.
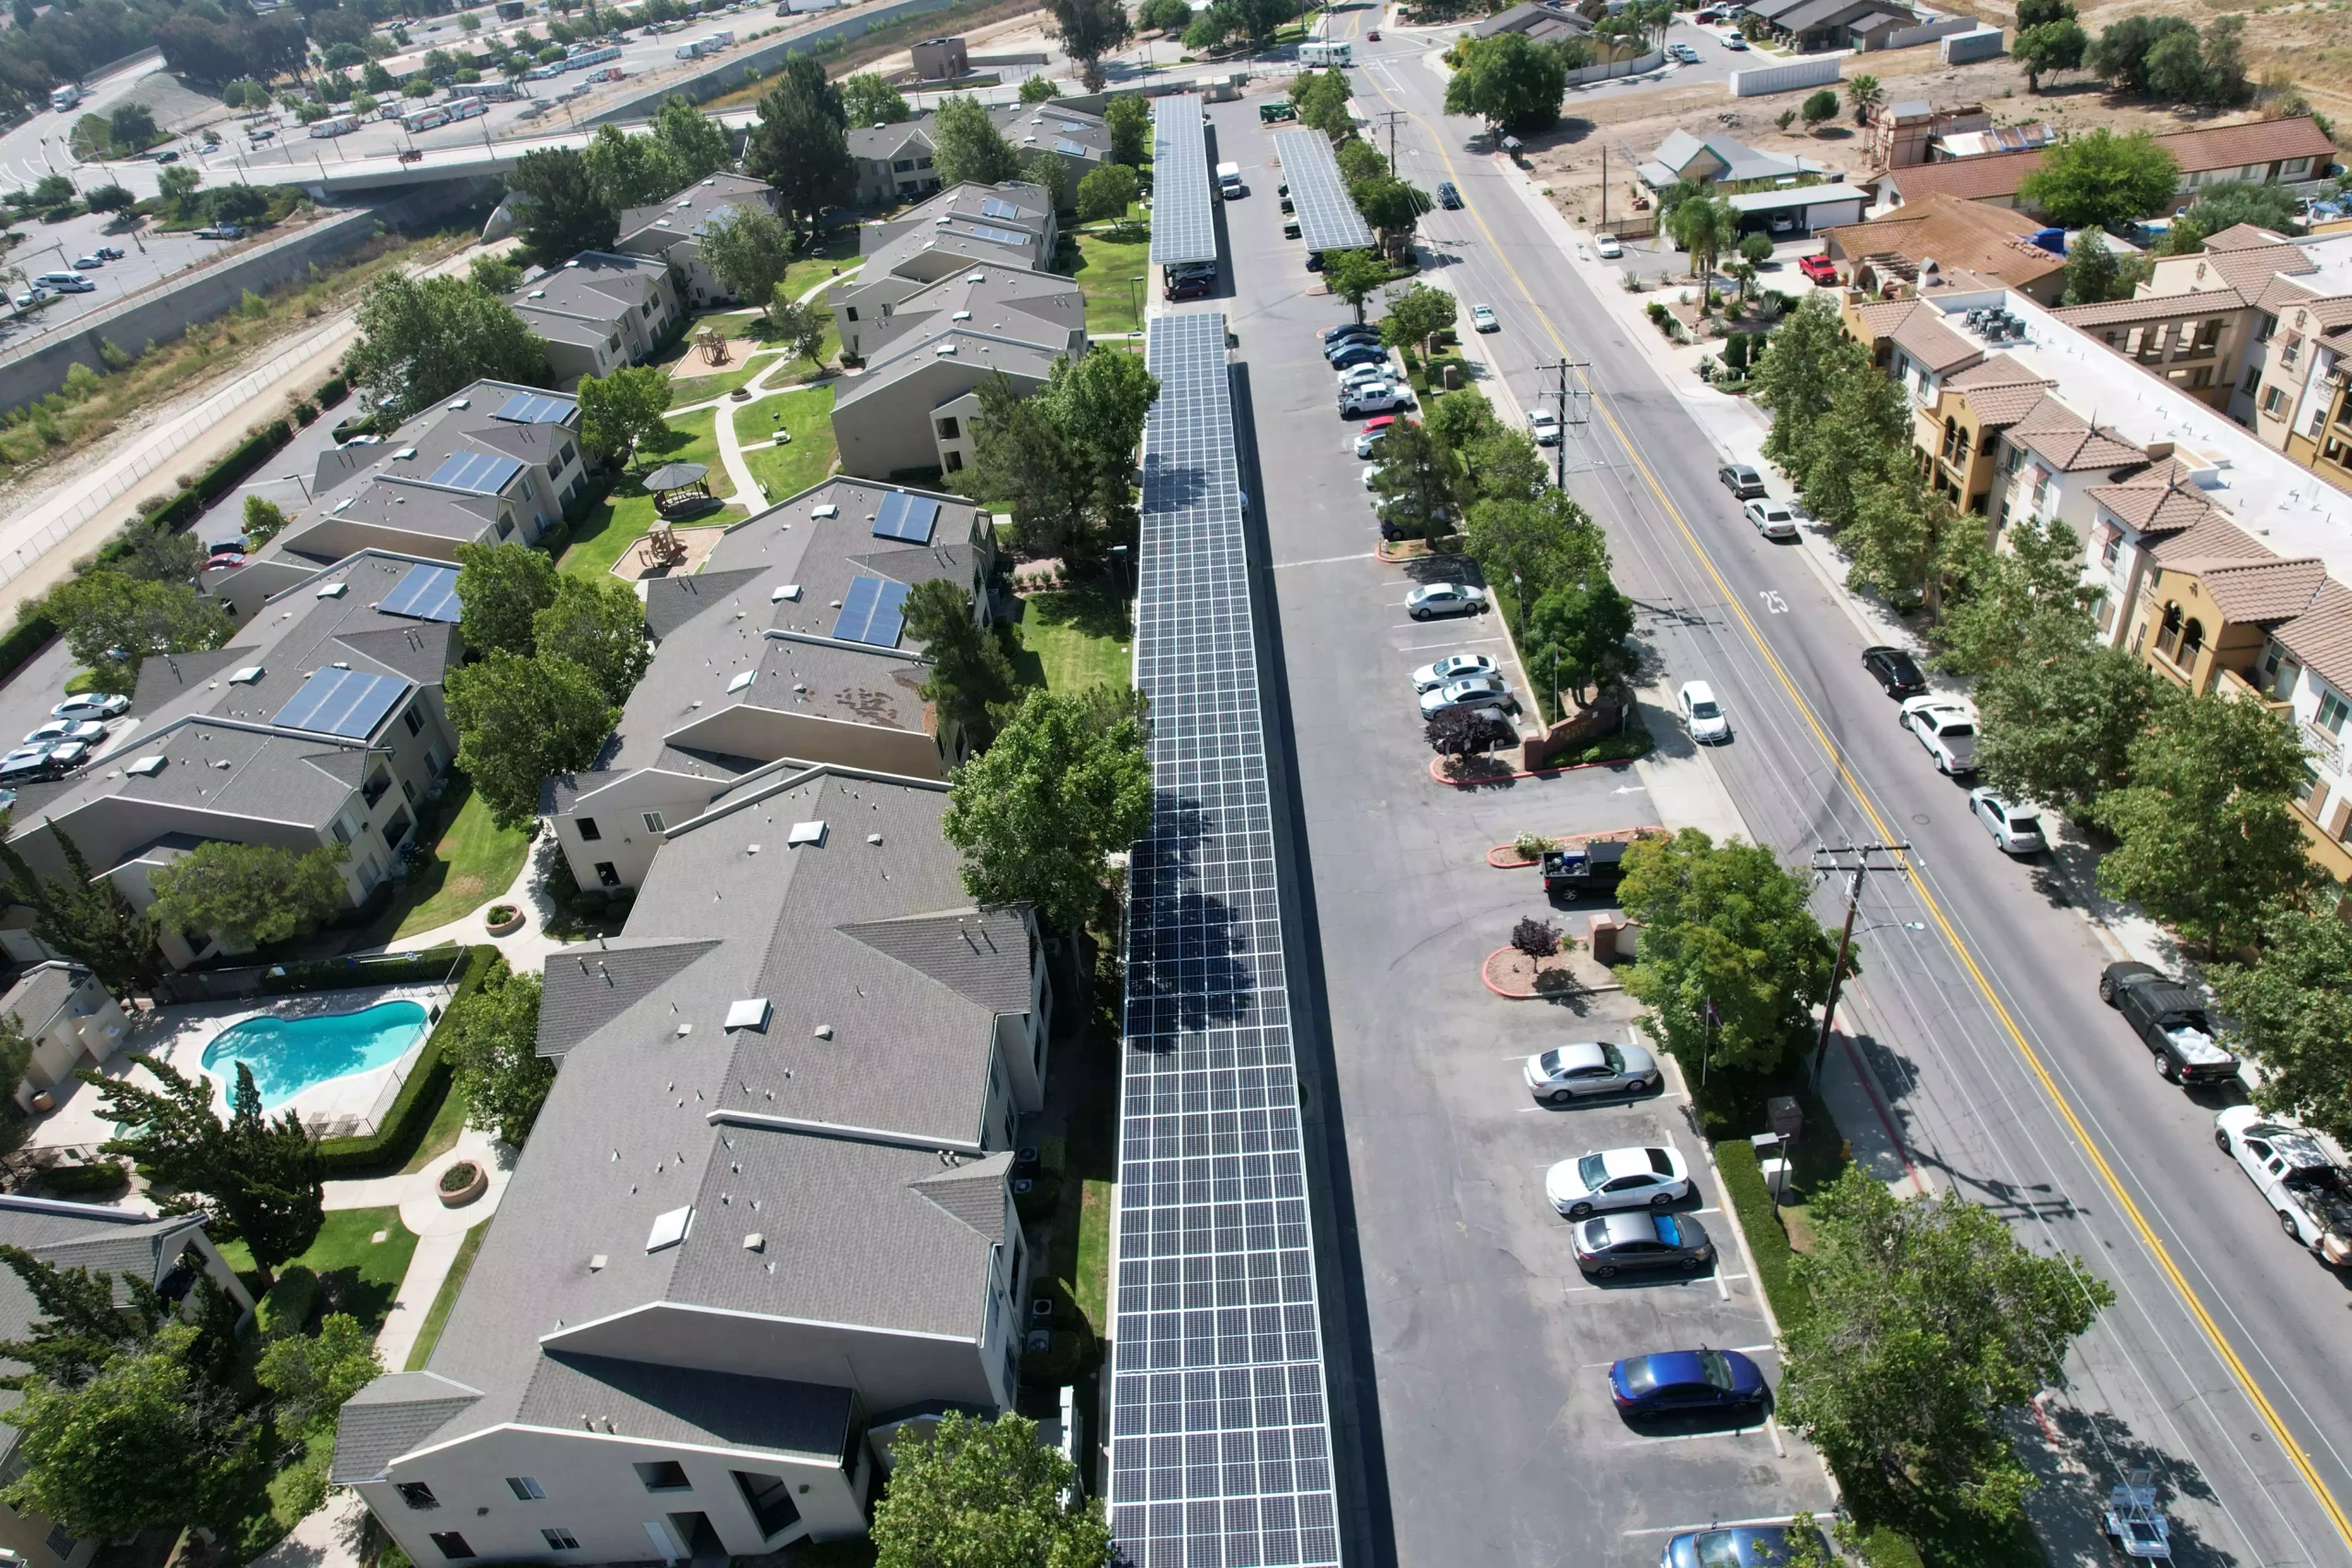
[1523,1040,1659,1104]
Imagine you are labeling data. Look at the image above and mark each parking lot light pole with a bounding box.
[1128,275,1144,334]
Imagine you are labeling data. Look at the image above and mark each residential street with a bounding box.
[1204,17,2352,1567]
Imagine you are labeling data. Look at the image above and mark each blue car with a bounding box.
[1660,1524,1826,1568]
[1610,1348,1767,1418]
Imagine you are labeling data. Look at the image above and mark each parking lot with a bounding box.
[0,211,251,351]
[1202,94,1836,1563]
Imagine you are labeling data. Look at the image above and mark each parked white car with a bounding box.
[1530,407,1560,446]
[1419,673,1510,718]
[1595,233,1623,259]
[1743,498,1798,539]
[1411,652,1498,692]
[1968,787,2046,855]
[1545,1145,1691,1218]
[1901,695,1978,775]
[50,694,128,722]
[1679,681,1730,743]
[1405,582,1487,620]
[1337,362,1392,392]
[1340,383,1409,417]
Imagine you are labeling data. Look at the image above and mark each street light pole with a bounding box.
[1128,274,1143,336]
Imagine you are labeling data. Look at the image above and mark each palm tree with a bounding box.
[1847,73,1883,126]
[1668,195,1739,306]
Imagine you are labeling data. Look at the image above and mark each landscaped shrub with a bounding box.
[255,1263,319,1337]
[1512,831,1555,862]
[313,945,498,1177]
[0,613,58,686]
[314,374,349,409]
[1510,917,1560,958]
[195,419,293,502]
[39,1160,128,1196]
[1723,333,1750,372]
[259,945,467,997]
[437,1160,481,1194]
[569,889,608,918]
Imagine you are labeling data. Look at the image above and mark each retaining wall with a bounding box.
[589,0,970,121]
[1879,15,1974,50]
[1726,55,1842,96]
[1939,27,2006,62]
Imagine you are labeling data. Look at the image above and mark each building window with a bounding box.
[843,306,859,321]
[2179,617,2206,663]
[594,862,620,886]
[1939,416,1957,461]
[634,1461,693,1494]
[2154,602,2183,660]
[578,818,601,841]
[733,1472,801,1540]
[937,415,960,440]
[44,1527,73,1561]
[403,706,424,736]
[944,450,964,473]
[2321,691,2352,734]
[1952,424,1972,467]
[541,1530,582,1551]
[2190,367,2212,389]
[642,811,666,833]
[397,1483,440,1511]
[2263,385,2288,415]
[2100,530,2123,569]
[2244,364,2263,394]
[2299,761,2325,807]
[506,1477,547,1502]
[427,1535,474,1561]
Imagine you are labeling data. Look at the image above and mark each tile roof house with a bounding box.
[506,252,684,386]
[9,551,469,966]
[0,1196,254,1568]
[334,766,1052,1567]
[614,173,785,310]
[544,479,994,892]
[0,963,128,1112]
[1819,194,2069,304]
[1876,117,2338,213]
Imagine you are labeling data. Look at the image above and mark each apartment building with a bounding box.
[614,174,785,309]
[508,253,684,385]
[1874,117,2337,214]
[847,104,1109,209]
[334,766,1052,1565]
[544,479,996,892]
[0,1196,255,1568]
[5,551,468,964]
[836,259,1083,365]
[829,182,1059,352]
[0,963,127,1112]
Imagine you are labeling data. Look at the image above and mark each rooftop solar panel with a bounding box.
[831,576,911,646]
[271,667,410,739]
[492,391,578,425]
[979,197,1022,220]
[969,223,1032,247]
[871,492,940,545]
[1150,95,1217,268]
[1107,311,1343,1568]
[1054,137,1090,157]
[379,562,462,624]
[1272,128,1374,255]
[425,451,524,495]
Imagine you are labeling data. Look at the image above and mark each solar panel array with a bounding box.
[1151,95,1217,267]
[379,563,461,624]
[970,223,1032,247]
[272,667,410,739]
[832,576,910,647]
[1107,311,1343,1568]
[426,451,524,495]
[1055,137,1091,158]
[492,392,577,425]
[980,197,1022,220]
[1271,130,1372,256]
[872,492,940,545]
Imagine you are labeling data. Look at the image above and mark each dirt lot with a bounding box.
[1523,38,2312,228]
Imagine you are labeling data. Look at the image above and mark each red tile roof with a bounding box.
[1884,118,2337,208]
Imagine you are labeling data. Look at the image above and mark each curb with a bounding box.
[1430,752,1641,787]
[1485,823,1668,866]
[1481,946,1623,998]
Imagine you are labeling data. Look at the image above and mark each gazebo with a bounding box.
[642,461,716,519]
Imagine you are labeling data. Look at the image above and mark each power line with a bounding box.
[1532,357,1590,491]
[1808,842,1911,1090]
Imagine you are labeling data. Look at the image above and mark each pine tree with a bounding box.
[0,828,160,992]
[218,1064,323,1289]
[0,1248,165,1391]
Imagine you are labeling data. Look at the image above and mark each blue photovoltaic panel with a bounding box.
[831,577,911,646]
[1054,137,1090,157]
[271,667,409,739]
[1107,311,1343,1568]
[379,562,461,624]
[1272,129,1373,256]
[872,492,940,544]
[980,197,1021,220]
[493,392,577,425]
[969,223,1031,247]
[426,451,524,495]
[1150,95,1216,268]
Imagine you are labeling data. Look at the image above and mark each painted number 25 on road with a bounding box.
[1759,590,1789,615]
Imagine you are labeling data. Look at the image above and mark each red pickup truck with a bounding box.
[1798,254,1840,286]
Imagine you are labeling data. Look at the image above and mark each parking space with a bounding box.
[0,214,234,350]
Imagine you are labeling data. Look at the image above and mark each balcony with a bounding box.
[361,770,392,809]
[2305,718,2345,770]
[2216,664,2293,715]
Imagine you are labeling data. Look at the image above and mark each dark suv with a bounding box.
[1861,645,1927,696]
[2101,962,2241,1085]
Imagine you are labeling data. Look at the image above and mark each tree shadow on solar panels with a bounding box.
[1123,795,1259,1037]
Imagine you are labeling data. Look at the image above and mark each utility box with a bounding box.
[1766,1095,1804,1144]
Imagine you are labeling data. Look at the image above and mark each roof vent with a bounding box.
[124,755,165,778]
[316,582,348,599]
[966,271,986,283]
[644,1205,693,1253]
[728,670,755,694]
[742,1232,764,1252]
[953,310,972,321]
[395,447,417,460]
[229,666,264,684]
[563,260,581,268]
[811,503,839,519]
[813,1023,833,1039]
[447,398,470,410]
[528,288,546,299]
[935,343,958,356]
[866,832,882,845]
[771,584,801,602]
[724,998,771,1032]
[588,1253,607,1271]
[787,819,825,846]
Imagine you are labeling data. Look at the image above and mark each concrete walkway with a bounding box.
[325,1123,514,1372]
[369,828,573,974]
[253,1490,368,1568]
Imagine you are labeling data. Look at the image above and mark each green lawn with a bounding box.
[665,350,786,410]
[1009,584,1132,694]
[404,1221,488,1371]
[780,228,863,305]
[217,1207,419,1335]
[382,775,529,941]
[1068,231,1152,338]
[560,408,744,581]
[741,385,839,506]
[400,1078,470,1175]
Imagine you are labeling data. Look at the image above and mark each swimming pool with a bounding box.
[200,1000,431,1110]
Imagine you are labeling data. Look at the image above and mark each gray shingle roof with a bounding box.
[537,940,724,1057]
[0,964,84,1035]
[838,909,1033,1013]
[330,1372,484,1483]
[515,1353,853,1462]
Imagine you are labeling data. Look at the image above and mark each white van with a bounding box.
[1216,160,1243,198]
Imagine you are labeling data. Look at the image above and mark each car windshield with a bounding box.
[1577,1154,1608,1190]
[1692,702,1720,719]
[1698,1349,1734,1390]
[1538,1049,1563,1073]
[1600,1043,1623,1073]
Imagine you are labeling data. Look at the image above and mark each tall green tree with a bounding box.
[1462,489,1605,613]
[255,1313,379,1430]
[2061,225,2122,304]
[1442,31,1565,134]
[532,575,651,705]
[446,963,550,1146]
[943,689,1151,933]
[575,363,673,469]
[1427,386,1501,454]
[1668,195,1739,300]
[2085,13,2198,94]
[2015,17,2087,92]
[1781,1168,2112,1521]
[1462,427,1548,507]
[345,273,550,418]
[1840,468,1978,615]
[1379,282,1456,351]
[842,72,910,126]
[2179,178,2304,238]
[2144,28,2211,106]
[1795,357,1910,533]
[2211,905,2352,1144]
[1038,349,1159,490]
[743,57,852,232]
[1294,66,1352,141]
[1844,73,1882,125]
[1369,421,1459,544]
[2092,691,2320,952]
[767,293,829,372]
[1322,249,1389,324]
[0,829,161,992]
[1750,294,1869,474]
[968,376,1096,564]
[41,570,232,694]
[2014,0,2076,30]
[1041,0,1131,89]
[650,95,731,185]
[1076,162,1139,224]
[1618,829,1846,1077]
[0,1249,166,1391]
[696,206,795,309]
[455,539,560,660]
[2016,129,2181,229]
[1023,150,1073,212]
[1523,574,1634,708]
[1103,93,1148,167]
[1930,516,2099,675]
[929,94,1023,187]
[1973,639,2157,813]
[445,650,620,830]
[507,146,618,265]
[871,1411,1112,1568]
[902,579,1016,748]
[580,121,681,210]
[149,842,345,953]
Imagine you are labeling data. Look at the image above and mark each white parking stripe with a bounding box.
[1623,1516,1801,1538]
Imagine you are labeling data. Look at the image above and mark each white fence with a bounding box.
[1939,27,2006,62]
[1565,49,1663,86]
[1726,55,1842,96]
[1880,15,1974,50]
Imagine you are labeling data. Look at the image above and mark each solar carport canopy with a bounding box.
[1150,94,1217,268]
[1272,128,1373,254]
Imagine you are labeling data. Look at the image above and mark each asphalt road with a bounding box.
[1230,17,2352,1568]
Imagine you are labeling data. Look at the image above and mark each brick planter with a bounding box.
[437,1161,487,1208]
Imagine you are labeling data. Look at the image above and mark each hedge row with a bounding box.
[313,944,498,1177]
[1711,1137,1808,1332]
[315,374,349,410]
[259,943,467,997]
[0,612,58,686]
[40,1160,129,1196]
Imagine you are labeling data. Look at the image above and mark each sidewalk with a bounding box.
[368,827,574,973]
[325,1122,513,1372]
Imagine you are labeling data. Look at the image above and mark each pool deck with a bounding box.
[24,979,457,1155]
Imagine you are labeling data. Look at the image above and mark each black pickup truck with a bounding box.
[2100,962,2241,1086]
[1542,840,1628,899]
